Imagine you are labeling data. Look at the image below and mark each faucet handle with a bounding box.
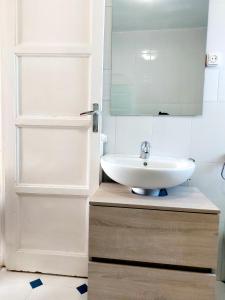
[141,141,151,152]
[140,141,151,159]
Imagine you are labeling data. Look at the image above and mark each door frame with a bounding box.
[0,0,5,268]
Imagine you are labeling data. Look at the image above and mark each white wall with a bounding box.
[103,0,225,279]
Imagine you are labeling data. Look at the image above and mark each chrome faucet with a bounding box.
[140,141,151,160]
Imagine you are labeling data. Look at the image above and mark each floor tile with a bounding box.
[0,268,39,287]
[76,283,88,295]
[30,279,43,289]
[40,273,87,289]
[29,285,87,300]
[0,284,32,300]
[0,269,88,300]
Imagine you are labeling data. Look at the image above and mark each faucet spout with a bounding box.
[140,141,151,160]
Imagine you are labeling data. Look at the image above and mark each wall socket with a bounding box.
[206,54,219,66]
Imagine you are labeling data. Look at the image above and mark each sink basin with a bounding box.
[101,154,195,196]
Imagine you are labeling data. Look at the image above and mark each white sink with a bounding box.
[101,154,195,196]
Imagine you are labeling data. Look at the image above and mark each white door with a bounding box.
[0,0,105,276]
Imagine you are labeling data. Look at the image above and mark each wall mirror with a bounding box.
[111,0,209,116]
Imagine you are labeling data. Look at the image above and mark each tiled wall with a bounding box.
[103,0,225,278]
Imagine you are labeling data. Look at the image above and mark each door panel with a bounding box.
[1,0,105,276]
[19,56,90,116]
[19,195,88,253]
[18,0,90,44]
[19,128,88,186]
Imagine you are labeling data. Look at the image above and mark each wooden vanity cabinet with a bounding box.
[88,183,220,300]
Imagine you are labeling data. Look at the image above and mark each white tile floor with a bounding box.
[1,267,225,299]
[0,268,88,300]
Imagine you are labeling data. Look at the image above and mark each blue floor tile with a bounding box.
[77,283,88,295]
[30,279,43,289]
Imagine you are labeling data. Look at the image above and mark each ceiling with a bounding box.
[113,0,209,31]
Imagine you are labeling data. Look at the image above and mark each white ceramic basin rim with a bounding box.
[101,154,195,190]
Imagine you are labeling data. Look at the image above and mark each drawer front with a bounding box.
[89,206,219,268]
[88,262,216,300]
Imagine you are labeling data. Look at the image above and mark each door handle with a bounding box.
[80,103,99,132]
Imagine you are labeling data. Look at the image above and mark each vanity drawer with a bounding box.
[88,262,216,300]
[89,206,219,269]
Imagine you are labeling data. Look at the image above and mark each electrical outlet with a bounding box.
[206,54,219,66]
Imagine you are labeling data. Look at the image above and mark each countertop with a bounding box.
[90,183,220,214]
